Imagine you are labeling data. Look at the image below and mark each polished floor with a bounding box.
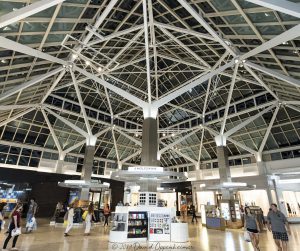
[1,219,300,251]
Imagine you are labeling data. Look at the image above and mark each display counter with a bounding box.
[206,217,225,231]
[109,206,188,243]
[170,223,188,242]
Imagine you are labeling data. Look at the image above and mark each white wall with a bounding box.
[158,193,176,208]
[239,190,269,214]
[196,191,215,213]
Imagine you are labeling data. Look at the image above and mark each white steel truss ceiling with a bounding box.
[0,0,300,174]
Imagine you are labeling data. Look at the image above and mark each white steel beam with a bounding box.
[0,104,39,110]
[286,104,300,114]
[161,142,197,165]
[87,24,144,46]
[159,26,210,68]
[114,128,142,146]
[73,65,148,108]
[64,127,110,154]
[0,37,67,66]
[240,24,300,61]
[177,0,236,56]
[44,107,89,138]
[159,128,200,154]
[197,128,205,169]
[120,150,142,164]
[153,59,235,108]
[0,0,66,29]
[0,67,64,102]
[41,108,62,153]
[246,61,300,88]
[70,70,92,136]
[223,102,277,138]
[143,0,152,104]
[41,70,66,103]
[259,105,280,153]
[111,128,120,164]
[246,0,300,19]
[154,21,215,41]
[106,29,144,69]
[244,65,279,100]
[220,63,239,135]
[0,108,35,128]
[205,126,258,155]
[81,0,118,47]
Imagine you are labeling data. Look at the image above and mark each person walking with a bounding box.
[2,203,23,251]
[244,206,261,251]
[191,205,198,223]
[25,198,38,233]
[64,202,75,237]
[0,203,5,232]
[103,204,110,227]
[84,203,95,236]
[267,203,291,251]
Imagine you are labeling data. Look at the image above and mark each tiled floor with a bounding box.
[1,219,299,251]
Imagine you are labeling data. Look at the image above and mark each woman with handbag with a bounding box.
[2,203,23,251]
[244,206,261,251]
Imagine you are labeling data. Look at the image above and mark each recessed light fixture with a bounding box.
[162,133,166,137]
[72,53,78,59]
[85,60,90,66]
[98,66,102,72]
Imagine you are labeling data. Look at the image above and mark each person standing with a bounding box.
[2,203,23,251]
[25,198,38,233]
[84,203,95,236]
[191,205,198,223]
[64,202,75,237]
[103,204,110,227]
[267,203,291,251]
[244,207,261,251]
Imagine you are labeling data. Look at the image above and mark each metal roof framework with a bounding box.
[0,0,300,175]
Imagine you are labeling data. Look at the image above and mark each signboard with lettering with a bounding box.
[128,166,163,172]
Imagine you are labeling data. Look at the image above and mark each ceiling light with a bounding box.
[171,133,175,137]
[3,26,11,31]
[162,133,166,137]
[1,59,7,64]
[135,133,138,137]
[293,50,298,54]
[98,66,102,72]
[200,184,206,188]
[85,60,90,66]
[234,59,239,64]
[72,53,78,59]
[264,13,270,17]
[282,41,288,45]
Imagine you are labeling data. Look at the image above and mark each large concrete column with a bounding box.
[79,144,95,200]
[216,146,233,200]
[141,117,159,167]
[139,117,159,192]
[272,178,288,216]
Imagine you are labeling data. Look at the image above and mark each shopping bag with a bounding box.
[11,227,22,237]
[82,211,88,221]
[244,231,251,242]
